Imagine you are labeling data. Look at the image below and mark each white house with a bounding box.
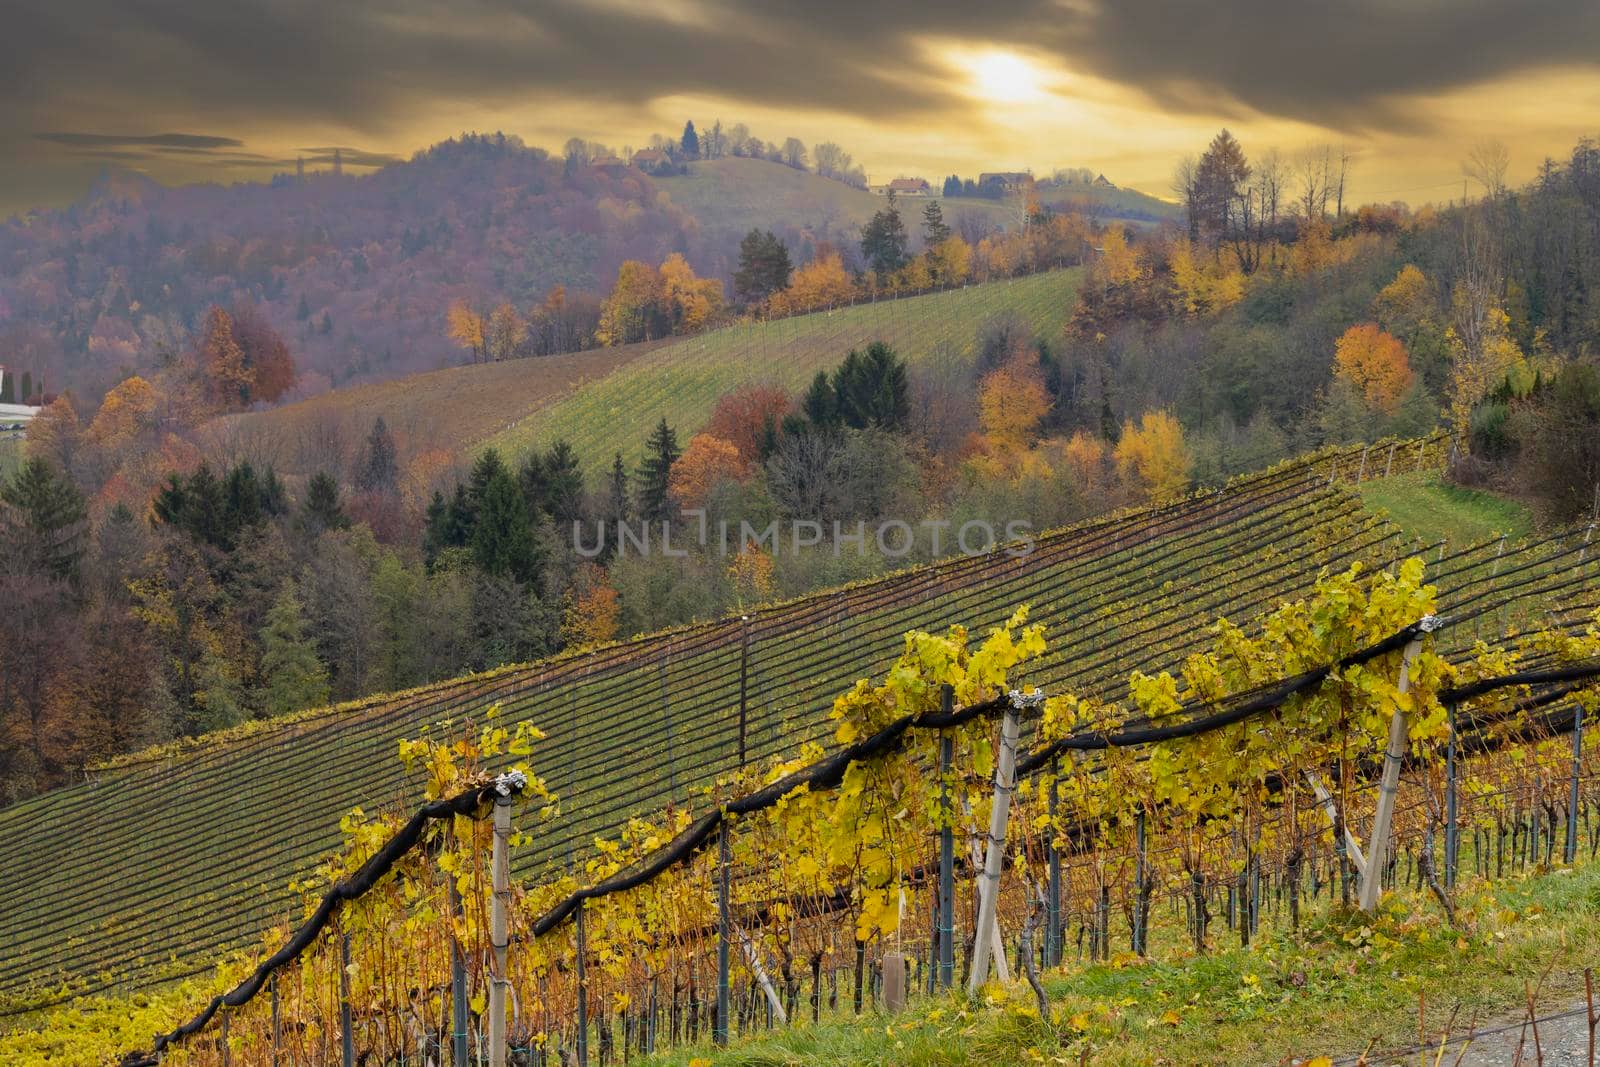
[0,366,41,436]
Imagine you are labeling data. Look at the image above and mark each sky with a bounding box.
[4,0,1600,217]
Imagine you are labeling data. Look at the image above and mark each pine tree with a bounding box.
[301,471,348,533]
[733,229,794,304]
[801,370,839,428]
[681,120,700,160]
[607,453,630,523]
[634,419,680,522]
[261,583,331,715]
[0,370,13,404]
[423,490,451,568]
[832,342,910,431]
[356,416,399,493]
[471,466,540,584]
[922,200,951,246]
[540,441,584,524]
[296,294,312,321]
[1,456,87,580]
[860,196,909,278]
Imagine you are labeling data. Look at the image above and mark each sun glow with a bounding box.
[970,50,1048,104]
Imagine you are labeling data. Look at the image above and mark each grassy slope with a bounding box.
[0,446,1426,1010]
[491,268,1082,470]
[636,859,1600,1067]
[1359,472,1535,551]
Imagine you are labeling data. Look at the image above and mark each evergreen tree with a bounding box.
[733,229,794,304]
[0,371,12,404]
[860,196,909,278]
[423,490,450,568]
[1,456,87,580]
[355,416,398,494]
[301,471,348,533]
[681,120,701,160]
[466,449,508,522]
[607,453,630,523]
[922,200,951,246]
[634,419,680,522]
[296,294,312,321]
[801,370,839,428]
[540,441,584,524]
[832,342,910,431]
[471,466,540,584]
[260,582,331,715]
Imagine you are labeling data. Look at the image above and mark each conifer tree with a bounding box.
[261,582,331,715]
[1,456,86,580]
[356,416,398,493]
[301,471,348,533]
[634,419,680,522]
[922,200,951,246]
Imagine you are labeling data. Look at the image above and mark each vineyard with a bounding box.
[11,435,1600,1066]
[487,268,1081,470]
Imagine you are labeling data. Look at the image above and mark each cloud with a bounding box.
[34,132,245,150]
[4,0,1600,212]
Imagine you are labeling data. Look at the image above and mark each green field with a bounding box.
[0,437,1535,1017]
[491,268,1082,469]
[0,437,21,480]
[1359,471,1534,550]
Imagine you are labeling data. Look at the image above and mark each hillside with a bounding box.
[0,439,1468,1013]
[655,158,1176,277]
[219,268,1083,475]
[490,268,1083,471]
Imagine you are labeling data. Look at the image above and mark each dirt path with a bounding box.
[1362,1003,1596,1065]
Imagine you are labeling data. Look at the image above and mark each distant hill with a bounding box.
[222,268,1082,478]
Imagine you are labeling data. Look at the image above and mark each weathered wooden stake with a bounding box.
[715,823,731,1046]
[270,974,281,1067]
[1446,704,1459,890]
[490,793,512,1067]
[1133,810,1148,955]
[1359,636,1425,912]
[968,699,1022,996]
[340,932,355,1067]
[576,900,589,1066]
[938,685,955,990]
[449,881,469,1066]
[737,616,750,767]
[1046,755,1062,967]
[1568,704,1585,865]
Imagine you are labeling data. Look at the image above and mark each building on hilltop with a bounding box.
[631,148,671,172]
[978,171,1034,194]
[874,176,932,197]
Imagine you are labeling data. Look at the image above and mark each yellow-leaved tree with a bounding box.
[1114,410,1193,503]
[1333,323,1415,414]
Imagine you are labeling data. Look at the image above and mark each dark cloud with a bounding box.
[4,0,1599,211]
[34,132,244,149]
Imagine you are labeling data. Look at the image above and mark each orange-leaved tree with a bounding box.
[668,433,745,510]
[1333,323,1415,414]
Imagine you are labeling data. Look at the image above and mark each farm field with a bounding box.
[0,436,1529,1019]
[490,267,1083,470]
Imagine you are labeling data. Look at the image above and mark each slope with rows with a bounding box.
[0,440,1456,1014]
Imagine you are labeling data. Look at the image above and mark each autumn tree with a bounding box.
[659,253,724,334]
[977,359,1052,448]
[1114,410,1193,504]
[85,376,158,454]
[1096,224,1144,288]
[727,547,775,608]
[596,260,668,345]
[767,252,856,315]
[734,230,793,305]
[1333,324,1415,414]
[1446,295,1525,452]
[194,306,256,413]
[927,236,972,286]
[446,300,487,362]
[1168,237,1245,314]
[228,303,297,402]
[704,384,791,463]
[668,433,745,509]
[562,563,620,647]
[486,303,526,361]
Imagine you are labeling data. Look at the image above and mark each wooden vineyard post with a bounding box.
[938,685,955,990]
[340,932,355,1067]
[1133,809,1148,956]
[576,900,589,1066]
[967,689,1039,997]
[489,791,512,1067]
[449,881,469,1065]
[882,952,906,1013]
[738,615,750,767]
[269,974,281,1067]
[715,821,731,1047]
[1567,703,1585,866]
[1359,632,1428,912]
[1046,754,1062,968]
[1385,441,1396,478]
[1446,704,1459,890]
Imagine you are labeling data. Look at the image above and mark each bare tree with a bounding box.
[1464,139,1510,200]
[1294,145,1333,222]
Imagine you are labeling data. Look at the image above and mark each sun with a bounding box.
[970,50,1047,104]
